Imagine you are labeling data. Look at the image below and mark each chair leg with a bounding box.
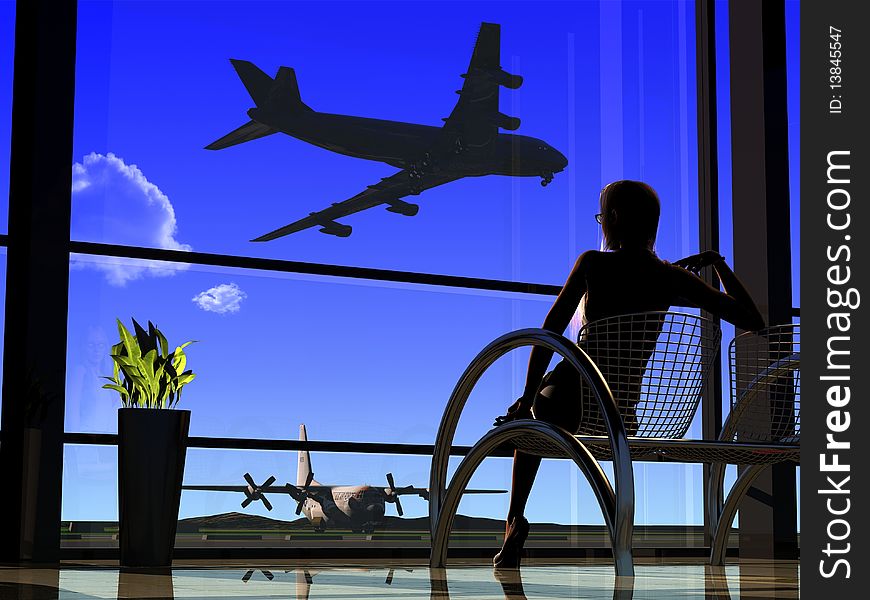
[429,420,634,577]
[709,464,767,565]
[707,462,727,538]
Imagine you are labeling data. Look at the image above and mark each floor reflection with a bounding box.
[0,560,799,599]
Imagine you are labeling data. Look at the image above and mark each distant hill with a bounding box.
[174,512,607,533]
[175,512,505,533]
[68,513,710,536]
[177,512,304,533]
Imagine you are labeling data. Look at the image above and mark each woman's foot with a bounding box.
[493,516,530,569]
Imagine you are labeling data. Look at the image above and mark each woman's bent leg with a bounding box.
[501,365,582,537]
[506,451,542,530]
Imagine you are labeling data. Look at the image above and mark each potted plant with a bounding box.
[102,318,196,567]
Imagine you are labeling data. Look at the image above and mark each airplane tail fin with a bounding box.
[230,59,312,112]
[297,424,313,487]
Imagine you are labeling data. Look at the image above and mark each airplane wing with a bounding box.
[395,487,507,501]
[251,169,463,240]
[182,484,338,496]
[182,484,295,494]
[439,22,522,152]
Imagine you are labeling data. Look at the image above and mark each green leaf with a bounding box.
[177,372,196,387]
[111,354,140,370]
[172,348,187,374]
[156,328,170,358]
[102,383,129,397]
[116,319,141,360]
[133,319,157,356]
[140,350,156,381]
[164,357,178,381]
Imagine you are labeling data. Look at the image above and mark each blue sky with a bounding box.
[0,1,799,527]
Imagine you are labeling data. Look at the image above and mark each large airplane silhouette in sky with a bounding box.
[207,22,568,239]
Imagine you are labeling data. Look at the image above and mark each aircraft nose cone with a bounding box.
[557,150,569,170]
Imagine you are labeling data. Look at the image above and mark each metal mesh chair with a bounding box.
[572,311,721,438]
[725,324,800,444]
[429,313,801,575]
[707,323,800,564]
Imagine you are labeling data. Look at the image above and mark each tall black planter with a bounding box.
[118,408,190,567]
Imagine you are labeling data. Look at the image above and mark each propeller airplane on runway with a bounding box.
[183,424,505,533]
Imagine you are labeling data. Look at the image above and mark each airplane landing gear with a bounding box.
[410,152,435,179]
[540,172,554,187]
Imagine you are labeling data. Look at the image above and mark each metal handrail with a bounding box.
[61,432,516,457]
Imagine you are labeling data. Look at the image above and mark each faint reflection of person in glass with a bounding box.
[64,325,117,518]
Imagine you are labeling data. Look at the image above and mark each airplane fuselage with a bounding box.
[301,483,388,531]
[248,107,567,179]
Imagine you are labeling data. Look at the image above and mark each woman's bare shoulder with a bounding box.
[569,250,606,275]
[576,249,606,264]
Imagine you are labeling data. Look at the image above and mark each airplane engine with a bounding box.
[385,200,419,216]
[493,112,521,131]
[318,222,352,237]
[490,68,523,89]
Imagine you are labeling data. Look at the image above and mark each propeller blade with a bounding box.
[385,569,394,585]
[385,473,404,516]
[261,495,273,511]
[241,497,252,508]
[305,471,314,488]
[285,483,303,501]
[263,475,276,487]
[263,570,274,581]
[241,569,254,583]
[243,472,256,488]
[296,500,304,515]
[303,570,314,585]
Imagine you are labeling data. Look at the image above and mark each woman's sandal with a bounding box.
[493,516,530,569]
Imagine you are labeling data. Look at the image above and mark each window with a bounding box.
[64,0,707,542]
[0,0,15,232]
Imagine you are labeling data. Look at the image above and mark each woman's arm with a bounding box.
[496,253,590,423]
[672,251,765,331]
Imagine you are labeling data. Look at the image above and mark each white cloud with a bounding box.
[192,283,247,314]
[70,152,192,286]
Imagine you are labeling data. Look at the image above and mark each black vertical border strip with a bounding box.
[0,0,77,561]
[801,0,869,594]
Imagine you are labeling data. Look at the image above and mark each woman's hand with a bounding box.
[493,397,534,427]
[673,250,724,277]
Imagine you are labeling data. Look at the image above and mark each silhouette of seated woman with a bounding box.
[491,180,764,569]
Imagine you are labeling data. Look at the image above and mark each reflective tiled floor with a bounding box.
[0,560,799,599]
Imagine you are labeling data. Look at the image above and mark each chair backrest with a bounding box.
[574,311,720,439]
[724,323,800,443]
